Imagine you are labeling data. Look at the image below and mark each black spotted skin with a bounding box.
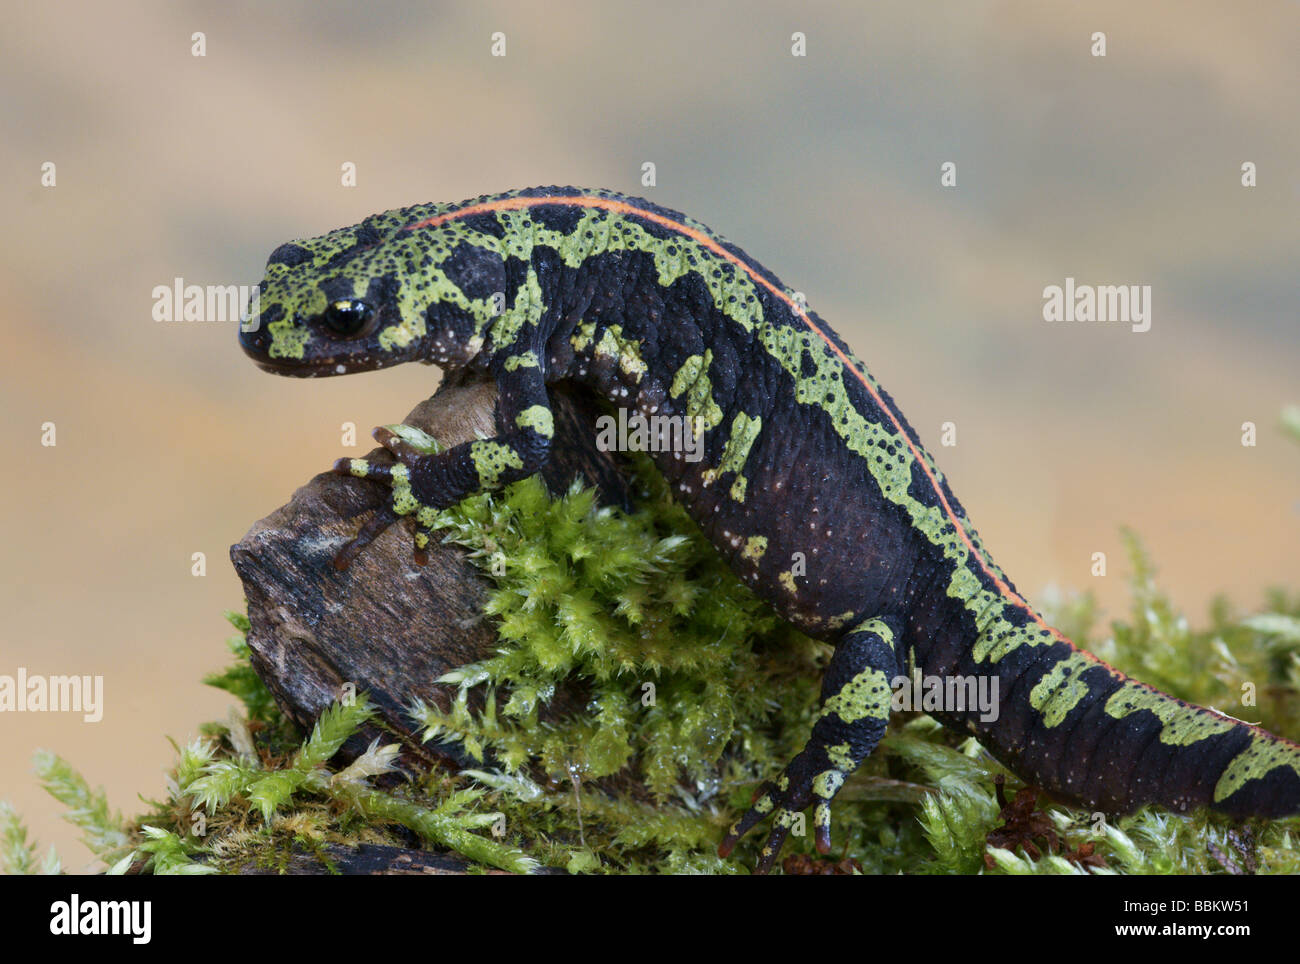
[241,186,1300,870]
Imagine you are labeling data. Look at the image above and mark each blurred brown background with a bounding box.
[1,0,1296,868]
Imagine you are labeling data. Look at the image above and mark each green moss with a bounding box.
[416,455,822,790]
[6,421,1300,874]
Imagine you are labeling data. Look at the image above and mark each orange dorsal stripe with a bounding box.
[404,194,1066,642]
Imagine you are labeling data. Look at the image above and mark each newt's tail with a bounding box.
[971,640,1300,818]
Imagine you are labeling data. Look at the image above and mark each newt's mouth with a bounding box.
[248,357,335,377]
[243,346,405,378]
[239,319,334,376]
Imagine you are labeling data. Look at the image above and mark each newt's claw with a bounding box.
[719,754,850,873]
[333,456,394,484]
[330,427,444,567]
[371,425,428,461]
[718,781,778,858]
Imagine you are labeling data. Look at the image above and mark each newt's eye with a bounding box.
[321,300,373,337]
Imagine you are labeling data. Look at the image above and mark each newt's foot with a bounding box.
[718,751,844,874]
[331,426,443,568]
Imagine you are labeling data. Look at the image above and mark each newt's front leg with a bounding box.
[720,617,902,872]
[332,355,553,567]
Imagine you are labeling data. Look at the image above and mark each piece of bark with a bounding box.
[230,373,631,770]
[233,842,565,876]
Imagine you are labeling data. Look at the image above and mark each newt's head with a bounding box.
[241,206,502,377]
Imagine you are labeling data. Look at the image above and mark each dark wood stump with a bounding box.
[229,373,630,772]
[233,842,565,876]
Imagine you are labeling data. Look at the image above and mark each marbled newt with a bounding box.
[240,186,1300,872]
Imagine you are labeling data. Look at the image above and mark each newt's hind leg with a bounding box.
[720,616,902,873]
